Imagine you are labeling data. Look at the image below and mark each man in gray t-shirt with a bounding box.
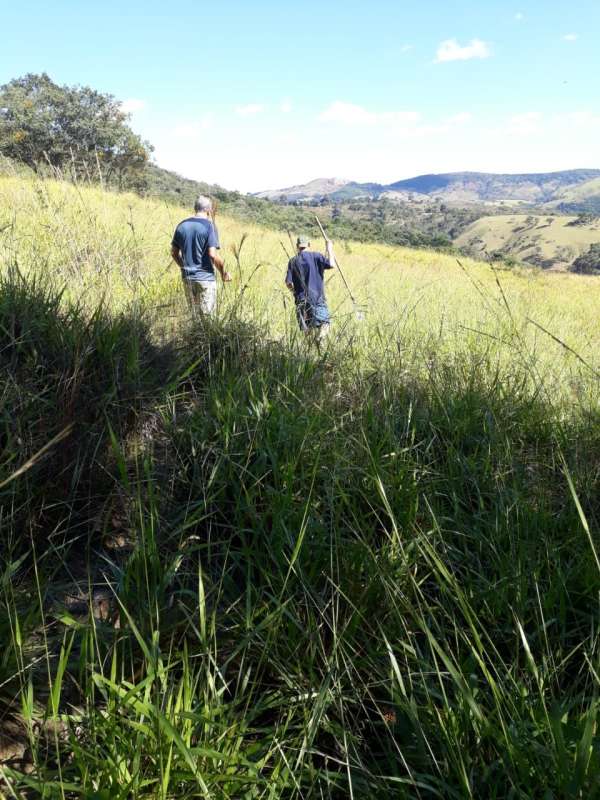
[171,195,231,314]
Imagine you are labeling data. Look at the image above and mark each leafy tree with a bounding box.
[0,73,152,186]
[570,243,600,275]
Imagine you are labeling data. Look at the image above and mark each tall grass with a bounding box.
[0,175,599,798]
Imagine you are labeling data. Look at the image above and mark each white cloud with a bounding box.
[145,101,599,193]
[235,103,265,117]
[272,133,301,147]
[172,115,214,138]
[121,98,145,113]
[318,103,477,140]
[381,111,422,126]
[400,44,413,53]
[280,100,293,114]
[507,111,543,136]
[319,101,377,125]
[563,33,578,41]
[319,101,420,128]
[435,38,491,63]
[448,112,472,125]
[515,12,524,21]
[553,111,600,130]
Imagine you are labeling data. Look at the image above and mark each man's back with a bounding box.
[286,251,331,304]
[172,217,219,282]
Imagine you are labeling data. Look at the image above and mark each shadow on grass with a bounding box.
[1,269,599,797]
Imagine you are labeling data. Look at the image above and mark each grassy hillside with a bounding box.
[553,176,600,204]
[253,168,600,265]
[551,176,600,214]
[1,175,600,798]
[0,154,464,253]
[456,212,600,269]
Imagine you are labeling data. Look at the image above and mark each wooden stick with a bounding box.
[314,215,358,306]
[286,228,296,254]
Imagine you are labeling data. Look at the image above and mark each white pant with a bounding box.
[183,279,217,315]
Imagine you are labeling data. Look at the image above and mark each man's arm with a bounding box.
[285,259,294,291]
[207,221,230,282]
[209,247,232,282]
[171,244,184,269]
[325,239,336,268]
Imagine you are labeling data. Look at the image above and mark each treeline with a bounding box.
[0,73,150,188]
[558,198,600,215]
[570,243,600,274]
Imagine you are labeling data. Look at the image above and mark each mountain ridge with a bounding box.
[256,169,600,207]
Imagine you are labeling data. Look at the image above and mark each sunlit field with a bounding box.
[2,174,599,397]
[1,174,599,798]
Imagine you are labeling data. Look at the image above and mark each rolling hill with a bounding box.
[551,177,600,213]
[456,212,600,269]
[257,169,600,208]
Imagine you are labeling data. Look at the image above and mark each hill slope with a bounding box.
[551,176,600,213]
[1,174,600,797]
[456,213,600,269]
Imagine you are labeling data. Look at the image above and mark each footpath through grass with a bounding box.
[0,175,599,798]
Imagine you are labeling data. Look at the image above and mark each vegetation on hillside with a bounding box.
[2,72,599,266]
[0,174,599,797]
[457,212,600,270]
[559,197,600,215]
[0,73,462,252]
[570,242,600,274]
[0,73,152,187]
[141,165,471,250]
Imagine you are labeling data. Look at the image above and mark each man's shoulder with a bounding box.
[174,218,190,234]
[177,217,212,230]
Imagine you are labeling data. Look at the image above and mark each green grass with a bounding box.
[0,175,599,798]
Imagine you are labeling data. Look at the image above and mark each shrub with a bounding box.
[570,243,600,274]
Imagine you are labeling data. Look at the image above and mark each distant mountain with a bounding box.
[387,170,600,204]
[255,177,352,202]
[256,170,600,208]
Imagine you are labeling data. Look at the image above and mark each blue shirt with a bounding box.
[172,217,219,282]
[286,251,332,305]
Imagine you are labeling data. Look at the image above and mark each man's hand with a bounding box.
[209,247,231,282]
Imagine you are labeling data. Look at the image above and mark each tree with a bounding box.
[0,73,152,186]
[570,244,600,275]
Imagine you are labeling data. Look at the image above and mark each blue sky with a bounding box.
[1,0,598,191]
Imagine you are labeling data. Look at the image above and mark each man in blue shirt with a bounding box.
[285,234,336,340]
[171,195,231,314]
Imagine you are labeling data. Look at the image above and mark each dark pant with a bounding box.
[295,299,330,331]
